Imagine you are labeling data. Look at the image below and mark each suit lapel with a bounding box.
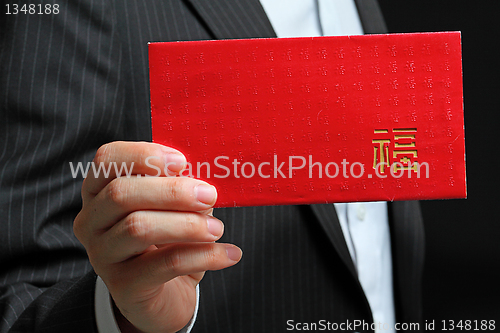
[183,0,276,39]
[185,0,387,39]
[354,0,388,34]
[310,204,358,279]
[388,201,425,324]
[309,204,373,322]
[310,200,424,324]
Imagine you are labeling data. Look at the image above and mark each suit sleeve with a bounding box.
[0,1,127,331]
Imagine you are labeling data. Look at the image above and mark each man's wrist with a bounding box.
[112,302,144,333]
[94,276,200,333]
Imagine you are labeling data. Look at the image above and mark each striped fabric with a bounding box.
[0,1,424,332]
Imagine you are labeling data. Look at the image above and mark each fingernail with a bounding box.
[195,184,217,206]
[207,216,223,237]
[165,153,186,173]
[225,245,242,262]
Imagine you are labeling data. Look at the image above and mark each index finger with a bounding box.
[82,141,186,199]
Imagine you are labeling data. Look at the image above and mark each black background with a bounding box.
[378,0,500,323]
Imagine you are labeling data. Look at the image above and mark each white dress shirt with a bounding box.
[335,202,395,331]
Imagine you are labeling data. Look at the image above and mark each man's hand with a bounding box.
[73,141,242,333]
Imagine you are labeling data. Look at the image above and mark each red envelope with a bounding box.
[149,32,466,207]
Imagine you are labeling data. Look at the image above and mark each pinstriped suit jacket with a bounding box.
[0,0,424,332]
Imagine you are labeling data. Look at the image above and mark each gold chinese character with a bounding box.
[372,128,418,174]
